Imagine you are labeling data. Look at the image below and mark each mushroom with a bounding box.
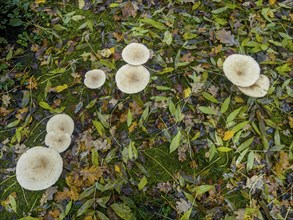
[16,146,63,191]
[84,69,106,89]
[238,74,270,98]
[223,54,260,87]
[115,64,150,94]
[46,114,74,135]
[45,132,71,153]
[122,43,150,65]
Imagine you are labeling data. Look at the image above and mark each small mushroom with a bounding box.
[122,43,150,65]
[45,132,71,153]
[46,114,74,135]
[238,74,270,98]
[16,146,63,191]
[223,54,260,87]
[84,69,106,89]
[115,64,150,94]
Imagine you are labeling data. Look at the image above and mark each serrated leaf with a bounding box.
[198,106,217,115]
[138,176,147,190]
[220,96,230,113]
[202,92,219,103]
[170,130,182,153]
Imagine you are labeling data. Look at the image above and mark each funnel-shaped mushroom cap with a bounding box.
[223,54,260,87]
[84,69,106,89]
[122,43,150,65]
[46,114,74,135]
[115,64,150,94]
[45,132,71,153]
[238,74,270,98]
[16,146,63,191]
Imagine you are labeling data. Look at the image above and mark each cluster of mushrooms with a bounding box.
[223,54,270,98]
[16,114,74,191]
[84,42,151,94]
[15,46,270,192]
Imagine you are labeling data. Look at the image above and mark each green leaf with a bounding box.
[127,109,132,127]
[226,107,242,123]
[97,211,110,220]
[138,176,147,190]
[202,92,219,103]
[159,67,174,74]
[110,203,133,220]
[19,217,40,220]
[39,101,52,110]
[49,68,66,74]
[180,208,192,220]
[92,120,105,136]
[220,96,230,114]
[128,141,138,161]
[100,59,116,70]
[217,147,233,152]
[194,185,214,194]
[246,151,255,171]
[91,149,99,167]
[6,119,20,128]
[198,106,217,115]
[85,99,97,109]
[236,148,249,166]
[208,139,217,161]
[236,137,254,153]
[211,6,228,14]
[97,196,110,208]
[59,200,72,220]
[163,30,173,45]
[76,198,95,217]
[140,18,166,30]
[170,130,182,153]
[231,121,249,132]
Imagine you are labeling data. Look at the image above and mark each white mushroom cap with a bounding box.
[16,146,63,191]
[238,74,270,98]
[115,64,150,94]
[45,132,71,153]
[84,69,106,89]
[122,43,150,65]
[223,54,260,87]
[46,114,74,135]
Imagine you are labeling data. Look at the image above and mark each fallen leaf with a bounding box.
[122,1,137,18]
[223,130,235,141]
[216,29,236,45]
[26,76,38,90]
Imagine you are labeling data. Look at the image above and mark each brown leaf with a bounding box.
[216,29,236,45]
[26,76,38,90]
[80,166,103,185]
[122,1,137,18]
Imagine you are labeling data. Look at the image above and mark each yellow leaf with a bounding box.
[288,116,293,128]
[51,84,68,93]
[269,0,276,5]
[223,130,235,141]
[234,96,244,103]
[128,121,138,133]
[183,87,192,98]
[115,164,121,174]
[35,0,46,3]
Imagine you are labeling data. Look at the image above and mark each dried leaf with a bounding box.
[216,29,236,45]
